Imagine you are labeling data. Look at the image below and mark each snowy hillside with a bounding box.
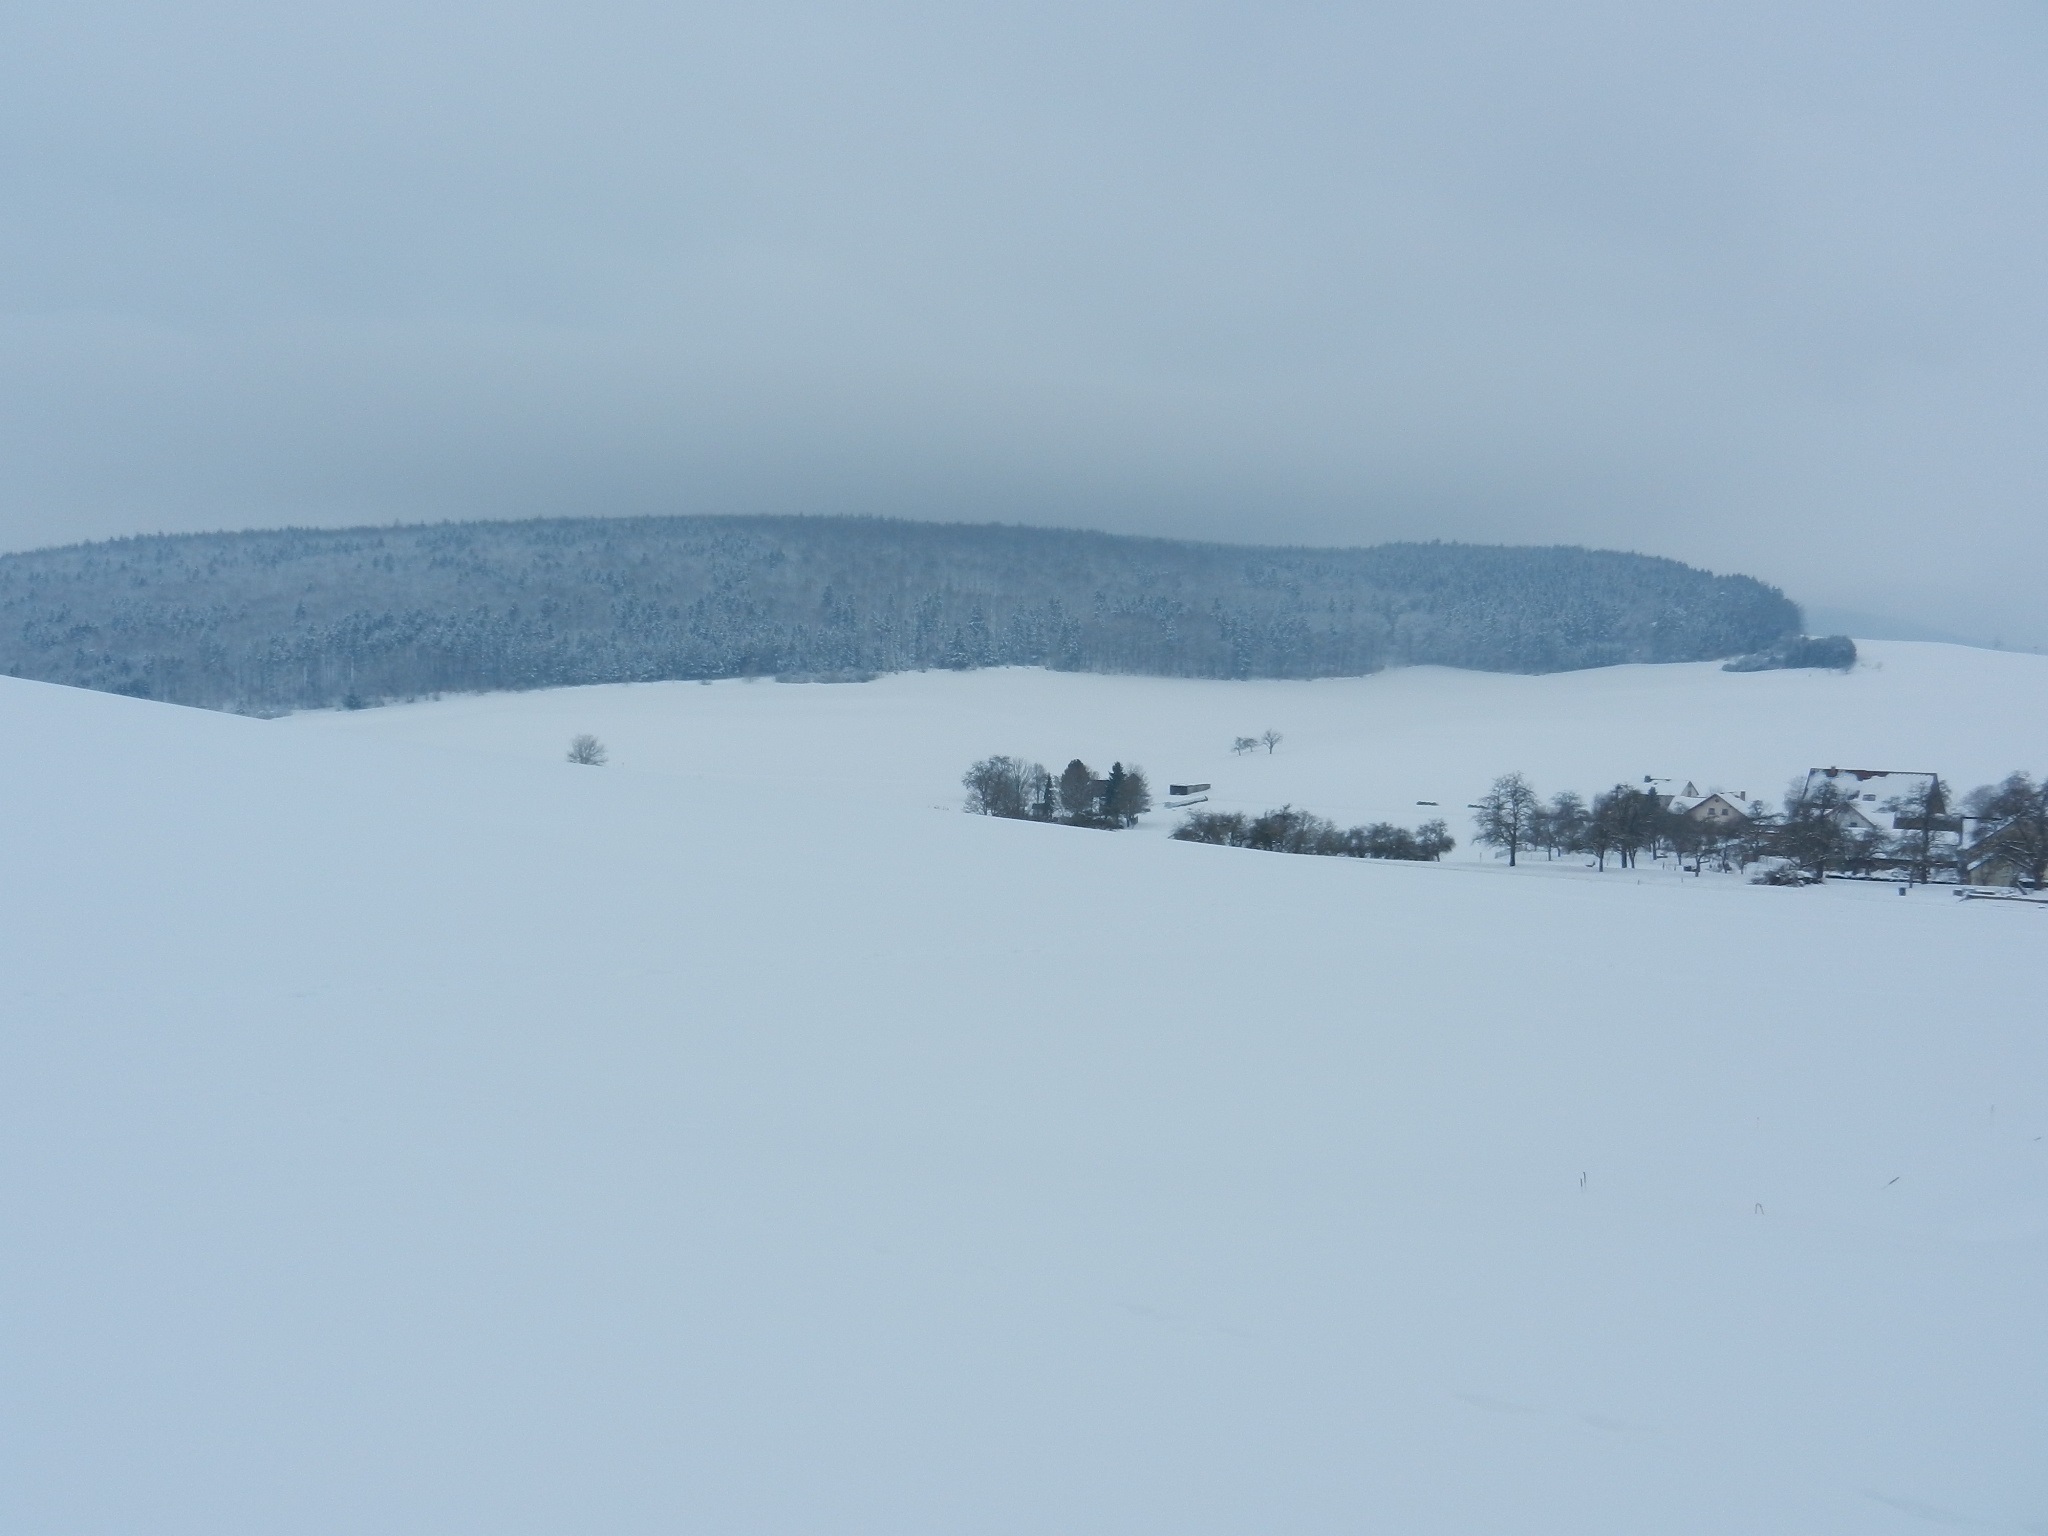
[3,644,2044,1534]
[290,639,2048,854]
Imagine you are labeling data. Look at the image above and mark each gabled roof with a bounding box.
[1668,791,1752,824]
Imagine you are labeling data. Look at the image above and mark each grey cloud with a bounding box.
[3,1,2045,643]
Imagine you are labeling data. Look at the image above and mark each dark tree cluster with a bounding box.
[0,515,1803,713]
[1171,806,1454,862]
[1721,634,1858,672]
[963,756,1152,828]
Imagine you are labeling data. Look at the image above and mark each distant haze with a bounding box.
[3,3,2044,646]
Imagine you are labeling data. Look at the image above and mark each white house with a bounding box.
[1663,782,1754,829]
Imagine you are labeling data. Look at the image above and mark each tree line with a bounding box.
[963,756,1153,828]
[1171,808,1455,862]
[0,515,1805,712]
[1468,775,1690,871]
[1721,634,1857,672]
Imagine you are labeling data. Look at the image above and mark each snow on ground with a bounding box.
[2,644,2044,1535]
[286,640,2048,852]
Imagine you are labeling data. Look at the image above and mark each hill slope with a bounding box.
[2,656,2042,1534]
[0,515,1799,710]
[287,639,2046,846]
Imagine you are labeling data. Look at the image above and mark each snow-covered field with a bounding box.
[286,639,2048,853]
[3,642,2044,1534]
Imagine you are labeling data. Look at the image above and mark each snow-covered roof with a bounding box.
[1800,767,1939,809]
[1667,791,1753,822]
[1799,767,1946,833]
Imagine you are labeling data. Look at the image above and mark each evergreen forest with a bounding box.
[0,515,1803,712]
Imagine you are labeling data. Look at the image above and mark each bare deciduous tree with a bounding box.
[1587,784,1668,870]
[1261,729,1283,755]
[1882,776,1954,884]
[1231,736,1258,755]
[566,734,608,765]
[1963,771,2048,887]
[1473,772,1539,866]
[963,755,1048,819]
[1541,791,1588,860]
[1775,776,1860,879]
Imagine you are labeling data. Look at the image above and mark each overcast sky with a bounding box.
[3,2,2044,643]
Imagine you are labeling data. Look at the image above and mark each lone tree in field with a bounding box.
[1231,736,1258,755]
[1473,772,1539,866]
[1261,729,1284,755]
[566,734,608,766]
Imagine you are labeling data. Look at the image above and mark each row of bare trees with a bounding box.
[963,756,1153,828]
[1474,771,1846,875]
[1172,807,1454,862]
[1471,774,1693,871]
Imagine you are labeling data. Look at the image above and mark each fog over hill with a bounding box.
[0,516,1798,712]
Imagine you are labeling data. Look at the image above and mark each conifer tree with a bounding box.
[1106,763,1152,826]
[1058,759,1095,822]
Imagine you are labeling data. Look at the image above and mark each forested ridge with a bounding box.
[0,515,1801,712]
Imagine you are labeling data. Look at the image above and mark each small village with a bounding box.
[959,744,2048,897]
[1478,765,2047,892]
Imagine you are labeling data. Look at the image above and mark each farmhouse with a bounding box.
[1664,782,1752,829]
